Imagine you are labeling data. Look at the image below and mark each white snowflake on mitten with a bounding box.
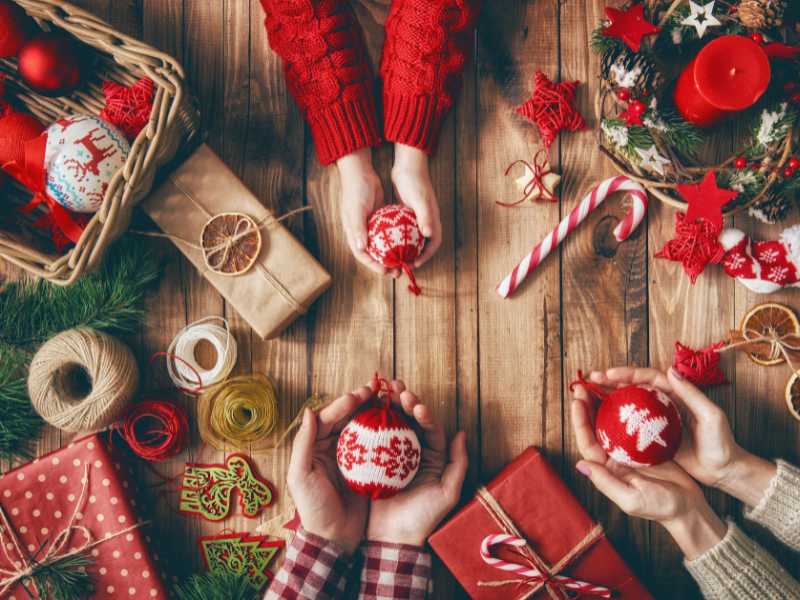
[759,248,780,264]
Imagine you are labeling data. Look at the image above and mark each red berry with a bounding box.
[629,100,646,114]
[784,166,795,178]
[793,92,800,104]
[734,156,747,170]
[616,89,631,101]
[789,157,800,170]
[750,32,765,45]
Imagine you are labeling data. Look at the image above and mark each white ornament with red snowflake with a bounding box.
[336,400,421,499]
[720,226,800,294]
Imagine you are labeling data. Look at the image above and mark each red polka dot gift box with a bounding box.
[0,434,168,599]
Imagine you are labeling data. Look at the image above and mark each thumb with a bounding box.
[288,408,317,485]
[576,461,637,513]
[667,368,723,422]
[410,200,435,239]
[441,432,468,506]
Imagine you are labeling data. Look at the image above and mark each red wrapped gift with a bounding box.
[429,447,653,600]
[0,435,168,599]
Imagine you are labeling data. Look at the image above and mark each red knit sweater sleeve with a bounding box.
[380,0,478,154]
[260,0,381,165]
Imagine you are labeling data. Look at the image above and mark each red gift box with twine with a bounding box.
[0,435,168,599]
[429,447,653,600]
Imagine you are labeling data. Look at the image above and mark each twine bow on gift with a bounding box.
[0,465,145,597]
[475,487,612,600]
[498,150,560,207]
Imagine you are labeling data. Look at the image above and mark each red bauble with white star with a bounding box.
[367,204,426,295]
[595,385,682,468]
[336,395,421,499]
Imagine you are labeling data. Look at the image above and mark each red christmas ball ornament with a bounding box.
[593,385,682,468]
[629,99,647,115]
[789,157,800,170]
[616,89,631,102]
[750,32,765,45]
[783,166,795,178]
[366,204,426,295]
[336,378,421,499]
[734,156,748,170]
[0,0,34,57]
[17,32,82,96]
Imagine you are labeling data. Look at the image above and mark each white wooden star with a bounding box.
[681,1,720,39]
[515,162,561,202]
[636,145,671,176]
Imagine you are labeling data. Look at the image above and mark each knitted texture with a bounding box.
[745,459,800,551]
[685,522,800,599]
[367,205,426,295]
[594,385,682,468]
[337,399,421,499]
[380,0,477,153]
[260,0,380,165]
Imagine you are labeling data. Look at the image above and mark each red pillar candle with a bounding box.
[674,35,771,128]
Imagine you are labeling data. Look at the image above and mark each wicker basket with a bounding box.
[0,0,200,285]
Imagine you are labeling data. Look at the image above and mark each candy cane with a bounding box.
[480,534,612,598]
[497,176,648,299]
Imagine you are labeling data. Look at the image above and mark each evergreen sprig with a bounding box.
[0,344,41,460]
[174,571,260,600]
[655,106,704,159]
[22,552,94,600]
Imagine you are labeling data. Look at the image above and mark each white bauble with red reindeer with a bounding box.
[44,114,129,213]
[594,385,682,468]
[336,379,422,499]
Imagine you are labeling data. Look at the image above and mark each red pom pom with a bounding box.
[367,204,426,295]
[0,109,44,168]
[0,0,34,58]
[672,341,727,388]
[18,33,82,96]
[594,385,682,468]
[336,377,421,499]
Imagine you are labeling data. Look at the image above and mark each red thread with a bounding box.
[672,341,727,388]
[568,370,608,401]
[119,399,189,462]
[515,72,586,149]
[100,77,154,141]
[497,149,558,207]
[149,351,204,395]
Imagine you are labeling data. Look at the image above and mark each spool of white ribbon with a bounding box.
[166,317,237,392]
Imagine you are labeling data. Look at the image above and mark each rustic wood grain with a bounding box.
[4,1,799,597]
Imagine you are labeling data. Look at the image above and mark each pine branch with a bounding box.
[23,552,94,600]
[0,343,41,461]
[175,572,260,600]
[0,237,161,347]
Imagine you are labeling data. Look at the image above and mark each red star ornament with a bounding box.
[655,212,725,283]
[681,171,738,231]
[515,71,586,149]
[603,4,661,53]
[99,77,154,141]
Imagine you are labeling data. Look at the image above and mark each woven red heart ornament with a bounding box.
[366,204,425,295]
[336,376,421,499]
[594,385,682,468]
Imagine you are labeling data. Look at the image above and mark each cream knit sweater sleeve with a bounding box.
[684,460,800,599]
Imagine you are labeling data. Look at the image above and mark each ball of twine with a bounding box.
[28,328,139,433]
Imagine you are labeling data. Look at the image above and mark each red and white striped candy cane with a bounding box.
[497,175,648,299]
[480,534,612,598]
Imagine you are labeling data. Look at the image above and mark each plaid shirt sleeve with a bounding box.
[358,541,432,600]
[265,527,356,600]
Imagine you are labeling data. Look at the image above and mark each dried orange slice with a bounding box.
[738,303,800,366]
[200,213,262,276]
[785,372,800,422]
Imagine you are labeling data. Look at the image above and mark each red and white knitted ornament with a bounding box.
[336,377,421,499]
[720,226,800,294]
[366,204,426,295]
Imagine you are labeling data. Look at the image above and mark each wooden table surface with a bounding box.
[11,1,800,598]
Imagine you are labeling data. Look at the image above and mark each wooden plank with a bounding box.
[559,0,651,586]
[476,0,562,474]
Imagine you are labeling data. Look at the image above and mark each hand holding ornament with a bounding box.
[366,379,468,547]
[287,388,372,554]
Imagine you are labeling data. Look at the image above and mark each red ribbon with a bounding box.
[764,43,800,60]
[498,149,558,207]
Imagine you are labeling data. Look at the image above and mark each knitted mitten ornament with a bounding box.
[573,374,682,468]
[336,375,422,499]
[366,204,426,295]
[720,226,800,294]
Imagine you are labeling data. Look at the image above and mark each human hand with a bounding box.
[337,149,395,276]
[392,144,442,268]
[571,375,727,559]
[597,367,776,507]
[287,388,372,554]
[367,380,468,547]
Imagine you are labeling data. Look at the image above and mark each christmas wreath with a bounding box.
[594,0,800,223]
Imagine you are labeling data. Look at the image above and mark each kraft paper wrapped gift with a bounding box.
[142,144,331,339]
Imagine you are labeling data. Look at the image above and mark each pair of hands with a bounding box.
[337,145,441,276]
[288,380,468,554]
[572,367,776,559]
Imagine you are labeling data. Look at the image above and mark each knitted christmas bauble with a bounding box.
[594,385,682,468]
[44,115,129,213]
[366,204,426,295]
[336,399,422,499]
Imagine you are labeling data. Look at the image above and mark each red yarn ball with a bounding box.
[366,204,426,295]
[18,32,82,96]
[336,396,421,499]
[0,109,45,168]
[120,399,189,462]
[0,0,34,58]
[594,385,682,468]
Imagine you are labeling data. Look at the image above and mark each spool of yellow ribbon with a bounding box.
[197,374,323,452]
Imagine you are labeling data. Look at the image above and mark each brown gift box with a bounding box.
[142,144,331,339]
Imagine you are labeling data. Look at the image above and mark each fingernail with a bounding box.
[576,462,592,477]
[422,227,432,237]
[356,238,366,251]
[670,367,684,381]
